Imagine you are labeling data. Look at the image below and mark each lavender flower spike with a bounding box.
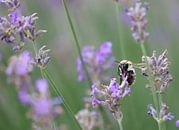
[30,79,63,130]
[141,50,173,93]
[126,0,149,43]
[0,6,46,51]
[77,41,115,83]
[90,78,130,119]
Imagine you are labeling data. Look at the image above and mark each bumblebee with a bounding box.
[116,60,145,86]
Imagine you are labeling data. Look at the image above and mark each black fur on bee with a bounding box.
[117,60,136,86]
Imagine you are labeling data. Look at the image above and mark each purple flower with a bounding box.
[0,17,16,44]
[6,51,34,77]
[36,79,48,95]
[126,0,149,43]
[26,79,63,128]
[0,0,20,11]
[31,79,61,116]
[0,2,46,50]
[163,113,175,121]
[10,13,46,42]
[147,103,174,121]
[92,99,101,107]
[141,50,173,93]
[90,78,130,119]
[8,11,21,27]
[33,98,51,116]
[16,51,34,76]
[75,108,100,130]
[147,104,158,120]
[77,41,115,83]
[122,87,131,97]
[18,90,32,105]
[176,120,179,127]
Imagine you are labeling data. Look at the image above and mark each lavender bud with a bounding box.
[0,17,16,44]
[147,103,174,121]
[126,0,149,43]
[141,50,173,93]
[160,103,174,121]
[147,104,158,120]
[35,45,51,69]
[0,0,20,11]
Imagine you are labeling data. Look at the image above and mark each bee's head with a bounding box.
[115,60,133,70]
[120,60,132,66]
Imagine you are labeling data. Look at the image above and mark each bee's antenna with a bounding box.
[114,60,120,64]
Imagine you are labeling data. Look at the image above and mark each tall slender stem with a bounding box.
[140,43,165,130]
[31,42,81,129]
[43,70,82,130]
[158,121,166,130]
[158,121,162,130]
[62,0,92,86]
[115,2,125,59]
[117,118,123,130]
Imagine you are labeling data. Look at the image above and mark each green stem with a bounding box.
[115,2,125,59]
[158,121,166,130]
[43,70,82,130]
[158,94,166,130]
[117,118,123,130]
[140,43,164,130]
[32,41,38,56]
[158,121,162,130]
[62,0,92,86]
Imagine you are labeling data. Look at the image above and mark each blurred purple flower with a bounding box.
[176,120,179,127]
[75,108,100,130]
[126,0,149,43]
[6,51,34,77]
[16,51,34,75]
[17,79,63,129]
[36,79,48,95]
[77,41,115,83]
[18,90,32,105]
[33,98,51,116]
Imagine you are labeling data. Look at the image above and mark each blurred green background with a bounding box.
[0,0,179,130]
